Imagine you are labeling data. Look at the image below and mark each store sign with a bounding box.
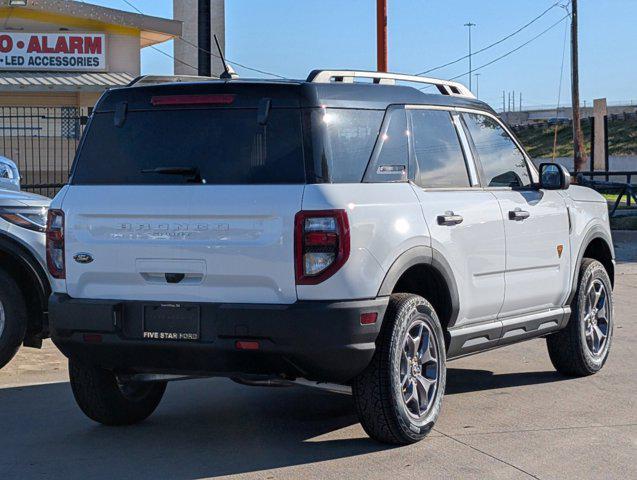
[0,32,106,72]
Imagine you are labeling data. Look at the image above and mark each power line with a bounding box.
[174,35,287,79]
[415,2,560,76]
[552,6,570,160]
[120,0,286,79]
[447,14,570,82]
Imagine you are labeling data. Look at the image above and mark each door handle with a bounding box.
[509,208,530,221]
[437,211,464,226]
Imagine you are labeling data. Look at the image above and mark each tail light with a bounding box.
[46,209,65,279]
[295,210,350,285]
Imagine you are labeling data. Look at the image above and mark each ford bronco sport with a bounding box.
[48,71,615,445]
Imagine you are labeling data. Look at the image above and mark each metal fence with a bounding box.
[0,106,89,197]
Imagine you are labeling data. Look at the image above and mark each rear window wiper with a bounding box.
[141,166,206,184]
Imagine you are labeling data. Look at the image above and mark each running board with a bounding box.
[447,307,571,359]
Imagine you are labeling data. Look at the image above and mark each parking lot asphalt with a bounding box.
[0,233,635,480]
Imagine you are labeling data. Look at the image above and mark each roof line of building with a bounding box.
[1,0,181,46]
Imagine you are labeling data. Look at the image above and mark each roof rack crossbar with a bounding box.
[306,70,475,99]
[127,75,219,87]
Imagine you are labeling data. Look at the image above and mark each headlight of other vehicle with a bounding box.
[0,207,48,232]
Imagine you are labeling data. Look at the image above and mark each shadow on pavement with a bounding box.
[0,367,571,479]
[446,368,568,395]
[0,379,388,479]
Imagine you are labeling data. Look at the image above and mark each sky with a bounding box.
[85,0,635,112]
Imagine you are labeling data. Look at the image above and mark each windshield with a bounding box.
[71,108,305,185]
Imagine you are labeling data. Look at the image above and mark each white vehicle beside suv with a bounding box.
[0,157,51,368]
[48,71,614,445]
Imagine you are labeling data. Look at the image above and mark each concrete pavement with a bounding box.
[0,235,635,479]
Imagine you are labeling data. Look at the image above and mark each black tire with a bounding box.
[0,268,28,369]
[69,359,166,426]
[547,258,614,376]
[353,293,446,445]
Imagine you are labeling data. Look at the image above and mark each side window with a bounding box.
[364,107,409,182]
[462,113,531,188]
[313,108,385,183]
[409,109,470,188]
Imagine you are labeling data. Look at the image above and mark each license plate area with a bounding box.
[142,304,200,341]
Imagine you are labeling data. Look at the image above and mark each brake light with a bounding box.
[150,94,236,106]
[294,210,350,285]
[46,209,65,279]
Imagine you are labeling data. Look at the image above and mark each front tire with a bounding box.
[547,258,614,376]
[353,293,446,445]
[0,268,28,369]
[69,359,166,426]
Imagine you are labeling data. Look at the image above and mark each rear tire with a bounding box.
[0,268,28,370]
[69,359,166,426]
[547,258,613,376]
[353,293,446,445]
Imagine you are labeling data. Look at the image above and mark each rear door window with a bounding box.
[409,109,470,188]
[462,113,531,188]
[72,108,305,185]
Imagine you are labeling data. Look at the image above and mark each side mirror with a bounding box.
[0,157,20,191]
[539,162,570,190]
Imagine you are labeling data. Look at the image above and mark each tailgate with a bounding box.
[62,185,303,304]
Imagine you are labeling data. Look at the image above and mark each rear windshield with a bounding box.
[72,108,305,185]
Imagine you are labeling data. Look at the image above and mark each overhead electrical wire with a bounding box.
[120,0,286,79]
[446,13,570,82]
[415,1,561,76]
[552,5,571,160]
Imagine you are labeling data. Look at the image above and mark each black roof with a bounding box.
[94,77,494,114]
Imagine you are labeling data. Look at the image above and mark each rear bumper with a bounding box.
[49,294,388,383]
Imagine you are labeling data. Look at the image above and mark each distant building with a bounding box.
[0,0,181,108]
[173,0,225,78]
[502,104,637,126]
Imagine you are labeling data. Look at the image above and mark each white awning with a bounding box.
[0,71,135,92]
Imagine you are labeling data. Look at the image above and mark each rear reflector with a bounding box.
[360,313,378,325]
[235,340,260,351]
[151,94,236,106]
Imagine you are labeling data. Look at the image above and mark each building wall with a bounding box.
[0,12,142,76]
[173,0,225,77]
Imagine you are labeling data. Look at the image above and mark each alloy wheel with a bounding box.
[583,278,611,357]
[399,318,439,419]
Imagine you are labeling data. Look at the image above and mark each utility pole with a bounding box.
[474,73,481,99]
[376,0,388,72]
[513,90,515,112]
[571,0,586,172]
[502,90,506,113]
[197,0,211,76]
[519,92,522,111]
[464,22,476,91]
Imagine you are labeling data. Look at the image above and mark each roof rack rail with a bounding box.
[127,75,219,87]
[306,70,475,99]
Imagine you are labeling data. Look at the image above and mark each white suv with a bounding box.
[0,157,51,368]
[48,71,615,445]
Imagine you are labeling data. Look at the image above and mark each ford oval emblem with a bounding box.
[73,253,94,264]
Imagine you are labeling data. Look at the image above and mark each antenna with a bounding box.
[213,34,232,80]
